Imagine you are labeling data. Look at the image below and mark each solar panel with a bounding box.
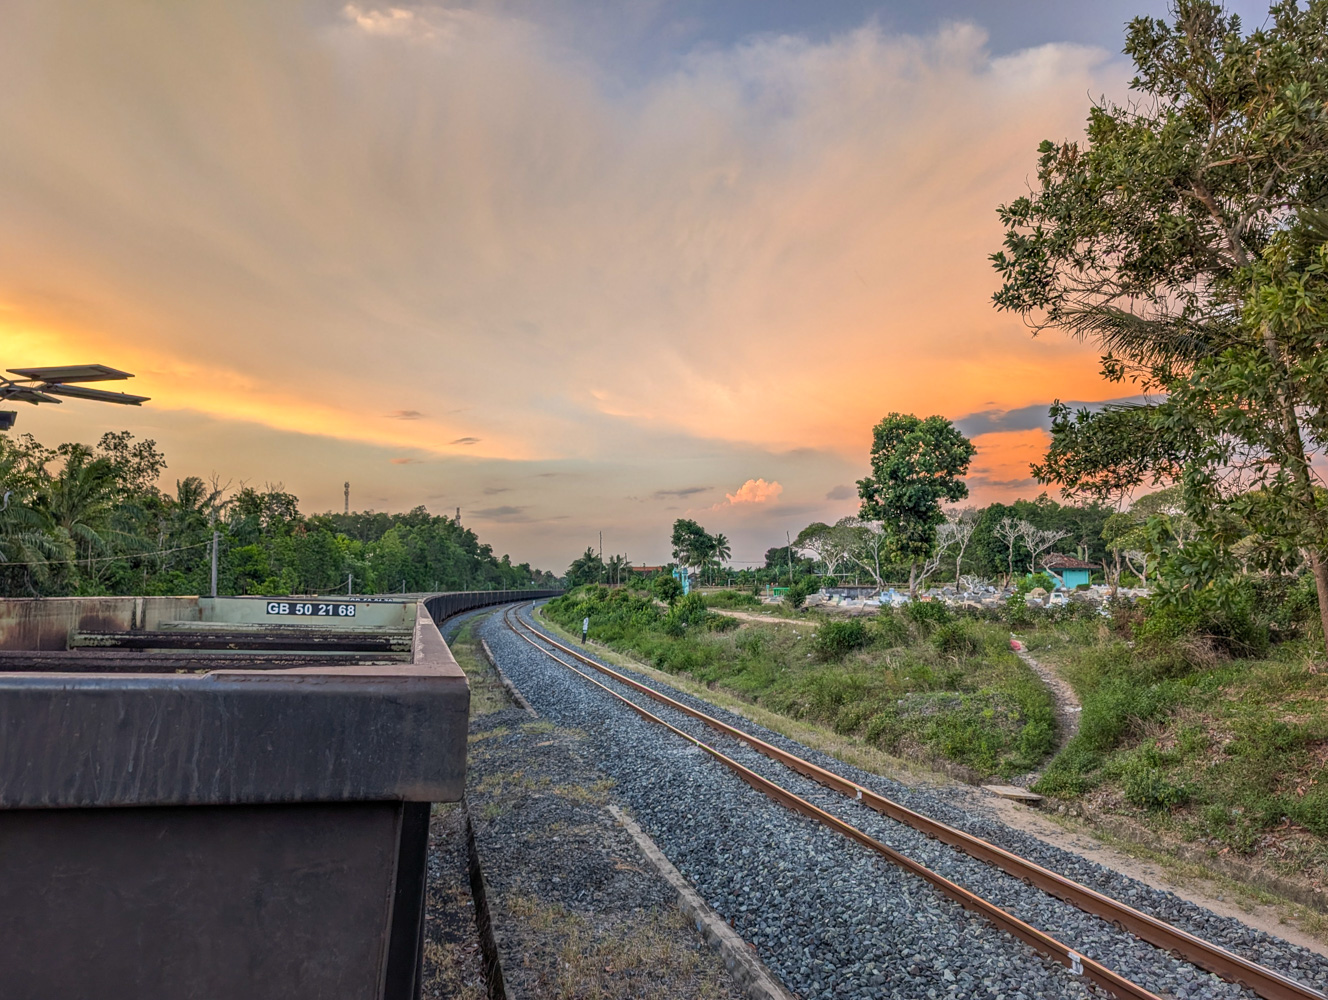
[0,387,63,404]
[6,364,133,383]
[40,384,149,405]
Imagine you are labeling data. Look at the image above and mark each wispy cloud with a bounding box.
[825,484,856,501]
[654,485,711,499]
[390,457,421,465]
[0,4,1134,566]
[471,505,530,521]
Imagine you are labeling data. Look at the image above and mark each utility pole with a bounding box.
[347,572,353,596]
[786,531,793,584]
[456,507,461,524]
[210,530,219,598]
[344,482,350,515]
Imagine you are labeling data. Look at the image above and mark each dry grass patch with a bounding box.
[500,893,731,1000]
[450,616,512,716]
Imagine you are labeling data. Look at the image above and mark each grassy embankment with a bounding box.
[545,585,1328,899]
[543,587,1055,780]
[1023,617,1328,892]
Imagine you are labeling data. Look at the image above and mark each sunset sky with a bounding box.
[0,1,1271,571]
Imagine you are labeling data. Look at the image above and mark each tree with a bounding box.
[711,533,731,584]
[652,574,683,605]
[857,414,976,597]
[945,508,979,587]
[993,517,1023,587]
[993,0,1328,641]
[795,522,854,583]
[606,553,629,586]
[669,518,715,581]
[838,516,890,590]
[565,547,606,587]
[1019,522,1071,576]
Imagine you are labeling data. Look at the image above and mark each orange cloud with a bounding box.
[720,478,783,506]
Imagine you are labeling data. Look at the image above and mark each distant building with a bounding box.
[1042,553,1097,590]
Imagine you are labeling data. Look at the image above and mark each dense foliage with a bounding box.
[0,430,555,597]
[993,0,1328,641]
[856,413,976,595]
[669,519,731,585]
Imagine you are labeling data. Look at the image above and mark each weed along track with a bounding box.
[492,603,1328,1000]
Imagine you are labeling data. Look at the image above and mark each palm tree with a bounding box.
[697,533,731,586]
[37,446,117,578]
[712,533,731,576]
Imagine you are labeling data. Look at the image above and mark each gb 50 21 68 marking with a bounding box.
[266,601,357,617]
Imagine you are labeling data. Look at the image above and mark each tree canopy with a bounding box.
[856,413,976,595]
[992,0,1328,640]
[0,429,555,597]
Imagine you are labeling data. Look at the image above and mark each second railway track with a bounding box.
[485,603,1328,1000]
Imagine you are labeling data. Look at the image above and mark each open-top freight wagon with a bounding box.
[0,590,557,1000]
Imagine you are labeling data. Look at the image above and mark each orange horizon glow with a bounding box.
[0,4,1142,567]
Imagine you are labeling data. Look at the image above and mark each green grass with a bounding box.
[448,616,512,716]
[1026,619,1328,882]
[545,588,1055,778]
[551,583,1328,889]
[700,589,762,610]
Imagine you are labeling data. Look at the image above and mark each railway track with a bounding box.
[499,604,1325,1000]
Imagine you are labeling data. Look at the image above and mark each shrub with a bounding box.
[904,599,950,633]
[1136,590,1268,659]
[872,611,910,647]
[930,620,982,656]
[703,590,761,610]
[1121,755,1189,811]
[662,592,713,636]
[652,575,683,606]
[814,619,870,659]
[1032,743,1102,798]
[783,579,812,612]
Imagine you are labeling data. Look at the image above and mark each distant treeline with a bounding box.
[0,430,556,597]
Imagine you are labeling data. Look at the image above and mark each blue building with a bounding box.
[1042,553,1096,590]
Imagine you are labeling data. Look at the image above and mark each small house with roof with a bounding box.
[1042,553,1097,590]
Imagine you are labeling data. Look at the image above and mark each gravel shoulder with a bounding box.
[467,706,748,1000]
[495,602,1328,1000]
[421,803,488,1000]
[447,605,751,1000]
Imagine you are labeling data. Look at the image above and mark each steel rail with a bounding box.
[508,607,1325,1000]
[501,607,1162,1000]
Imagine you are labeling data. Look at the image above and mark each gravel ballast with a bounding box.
[466,705,749,1000]
[478,604,1328,1000]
